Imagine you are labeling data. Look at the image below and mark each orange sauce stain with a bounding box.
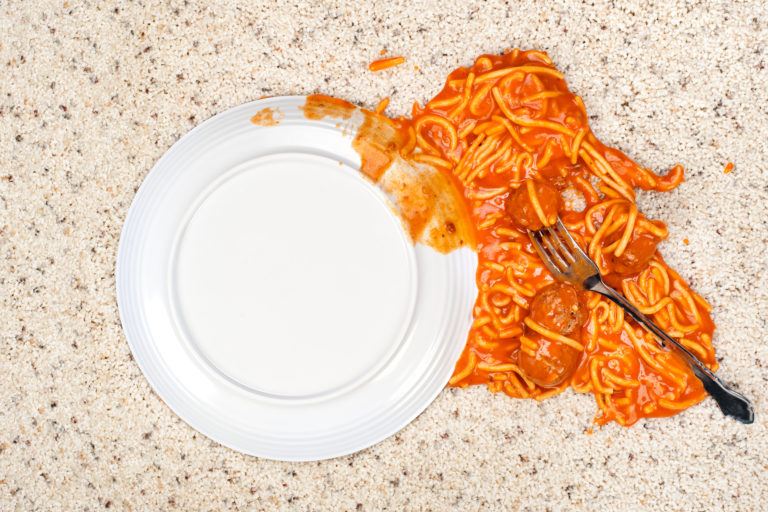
[300,94,355,120]
[353,109,475,252]
[351,112,404,182]
[300,96,474,253]
[723,162,734,174]
[250,107,283,126]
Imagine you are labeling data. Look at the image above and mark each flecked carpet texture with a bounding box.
[1,1,767,510]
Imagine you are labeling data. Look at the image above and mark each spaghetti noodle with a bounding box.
[369,56,406,72]
[398,50,715,426]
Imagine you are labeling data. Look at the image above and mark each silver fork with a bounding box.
[528,218,754,424]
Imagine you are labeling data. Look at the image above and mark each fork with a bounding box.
[528,218,754,424]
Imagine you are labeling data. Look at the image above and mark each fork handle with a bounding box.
[587,278,754,424]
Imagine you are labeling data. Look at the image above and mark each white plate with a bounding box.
[116,96,477,461]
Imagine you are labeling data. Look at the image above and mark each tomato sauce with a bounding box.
[300,50,715,425]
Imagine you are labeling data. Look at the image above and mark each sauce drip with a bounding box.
[301,94,356,120]
[301,95,474,253]
[250,107,284,126]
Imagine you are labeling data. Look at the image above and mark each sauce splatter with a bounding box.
[301,94,355,120]
[379,158,474,252]
[723,162,734,174]
[300,95,474,253]
[250,107,283,126]
[351,112,405,182]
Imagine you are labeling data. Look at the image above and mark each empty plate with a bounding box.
[116,96,477,461]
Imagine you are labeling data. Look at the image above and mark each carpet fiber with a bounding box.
[1,1,766,510]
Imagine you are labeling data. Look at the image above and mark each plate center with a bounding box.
[174,153,415,398]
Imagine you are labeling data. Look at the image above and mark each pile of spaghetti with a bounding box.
[396,49,717,426]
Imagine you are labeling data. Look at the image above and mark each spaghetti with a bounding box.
[302,49,716,426]
[397,50,715,426]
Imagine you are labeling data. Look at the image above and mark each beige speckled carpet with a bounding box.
[1,1,767,510]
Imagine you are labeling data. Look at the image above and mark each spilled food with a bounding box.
[298,50,718,427]
[369,56,406,72]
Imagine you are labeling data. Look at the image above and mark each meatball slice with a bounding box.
[506,179,560,231]
[529,282,587,336]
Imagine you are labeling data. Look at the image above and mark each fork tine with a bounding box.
[544,226,576,263]
[553,218,601,277]
[528,230,568,279]
[555,218,589,259]
[536,230,570,273]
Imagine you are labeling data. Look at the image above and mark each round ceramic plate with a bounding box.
[116,96,477,461]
